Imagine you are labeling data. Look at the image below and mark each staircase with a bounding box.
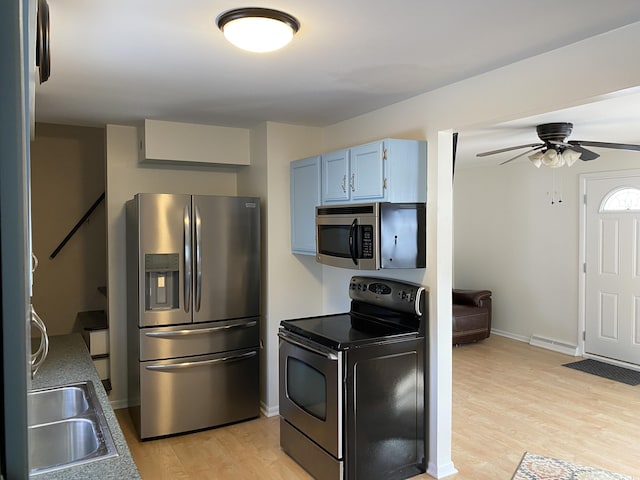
[76,287,111,392]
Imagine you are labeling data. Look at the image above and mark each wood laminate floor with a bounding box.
[116,335,640,479]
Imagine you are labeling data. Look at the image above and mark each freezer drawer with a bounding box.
[138,347,259,439]
[139,317,259,361]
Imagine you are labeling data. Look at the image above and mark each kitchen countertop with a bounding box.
[31,333,141,480]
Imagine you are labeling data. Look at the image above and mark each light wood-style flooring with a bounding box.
[116,335,640,479]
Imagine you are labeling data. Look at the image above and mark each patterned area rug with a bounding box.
[512,452,633,480]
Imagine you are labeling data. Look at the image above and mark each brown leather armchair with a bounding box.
[452,289,492,345]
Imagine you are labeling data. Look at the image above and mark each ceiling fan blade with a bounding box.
[566,144,599,161]
[569,140,640,152]
[476,143,542,157]
[500,145,545,165]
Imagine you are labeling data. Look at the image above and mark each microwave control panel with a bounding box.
[360,225,373,258]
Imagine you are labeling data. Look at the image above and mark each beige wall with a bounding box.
[262,122,324,412]
[30,123,106,336]
[239,121,325,413]
[105,124,239,407]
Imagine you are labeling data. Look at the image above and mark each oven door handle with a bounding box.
[278,332,338,360]
[348,218,358,266]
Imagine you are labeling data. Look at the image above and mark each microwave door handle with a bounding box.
[349,218,358,265]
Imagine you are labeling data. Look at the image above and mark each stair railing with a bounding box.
[50,192,105,259]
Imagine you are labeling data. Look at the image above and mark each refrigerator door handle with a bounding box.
[183,204,192,313]
[144,351,257,371]
[144,321,257,338]
[195,204,202,312]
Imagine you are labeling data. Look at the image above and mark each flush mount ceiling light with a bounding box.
[216,7,300,53]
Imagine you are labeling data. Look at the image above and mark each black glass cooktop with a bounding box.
[280,312,420,350]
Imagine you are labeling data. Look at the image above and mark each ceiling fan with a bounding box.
[476,122,640,168]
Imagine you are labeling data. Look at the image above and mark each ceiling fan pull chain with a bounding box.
[549,169,564,206]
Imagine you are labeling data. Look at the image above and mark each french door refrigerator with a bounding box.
[126,193,260,439]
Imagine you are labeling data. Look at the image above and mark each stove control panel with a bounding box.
[349,276,426,316]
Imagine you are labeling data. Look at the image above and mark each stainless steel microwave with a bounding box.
[315,202,426,270]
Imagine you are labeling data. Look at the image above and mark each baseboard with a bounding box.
[491,328,529,344]
[492,329,579,356]
[261,401,279,418]
[529,334,579,356]
[426,460,458,479]
[109,398,128,410]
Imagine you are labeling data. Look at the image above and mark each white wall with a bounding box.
[453,153,640,346]
[105,124,239,407]
[317,21,640,478]
[240,122,324,413]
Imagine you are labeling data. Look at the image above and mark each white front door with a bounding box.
[584,173,640,366]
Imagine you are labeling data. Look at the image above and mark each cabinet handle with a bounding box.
[341,175,346,193]
[350,174,355,192]
[383,178,388,190]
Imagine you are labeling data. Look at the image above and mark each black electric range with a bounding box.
[280,276,426,351]
[278,276,428,480]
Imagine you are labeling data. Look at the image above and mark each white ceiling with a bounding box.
[35,1,640,166]
[456,88,640,168]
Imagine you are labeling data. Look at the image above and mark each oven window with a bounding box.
[287,357,327,420]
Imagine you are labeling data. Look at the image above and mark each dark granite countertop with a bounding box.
[31,334,141,480]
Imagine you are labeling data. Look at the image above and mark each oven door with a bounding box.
[278,330,342,458]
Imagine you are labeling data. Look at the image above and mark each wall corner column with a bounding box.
[426,130,457,478]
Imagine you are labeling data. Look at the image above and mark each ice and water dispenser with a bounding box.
[144,253,179,311]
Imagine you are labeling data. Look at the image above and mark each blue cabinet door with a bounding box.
[290,156,321,255]
[350,141,385,202]
[321,149,350,203]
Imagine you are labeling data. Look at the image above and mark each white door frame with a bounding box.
[578,168,640,371]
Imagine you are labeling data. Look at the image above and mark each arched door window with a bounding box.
[600,187,640,212]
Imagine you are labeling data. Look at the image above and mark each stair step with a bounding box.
[76,310,107,331]
[76,310,109,357]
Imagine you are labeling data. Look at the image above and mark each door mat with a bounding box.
[512,452,633,480]
[562,359,640,386]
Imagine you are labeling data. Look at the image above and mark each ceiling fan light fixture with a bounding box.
[216,7,300,53]
[541,148,564,168]
[561,149,581,166]
[528,151,544,168]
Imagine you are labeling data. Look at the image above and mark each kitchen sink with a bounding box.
[29,384,89,425]
[28,381,118,476]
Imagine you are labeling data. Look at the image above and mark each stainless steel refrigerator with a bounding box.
[126,193,260,439]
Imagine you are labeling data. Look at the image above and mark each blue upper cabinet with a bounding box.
[321,148,350,203]
[321,139,426,204]
[290,155,321,255]
[350,141,385,202]
[383,138,427,203]
[290,138,426,255]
